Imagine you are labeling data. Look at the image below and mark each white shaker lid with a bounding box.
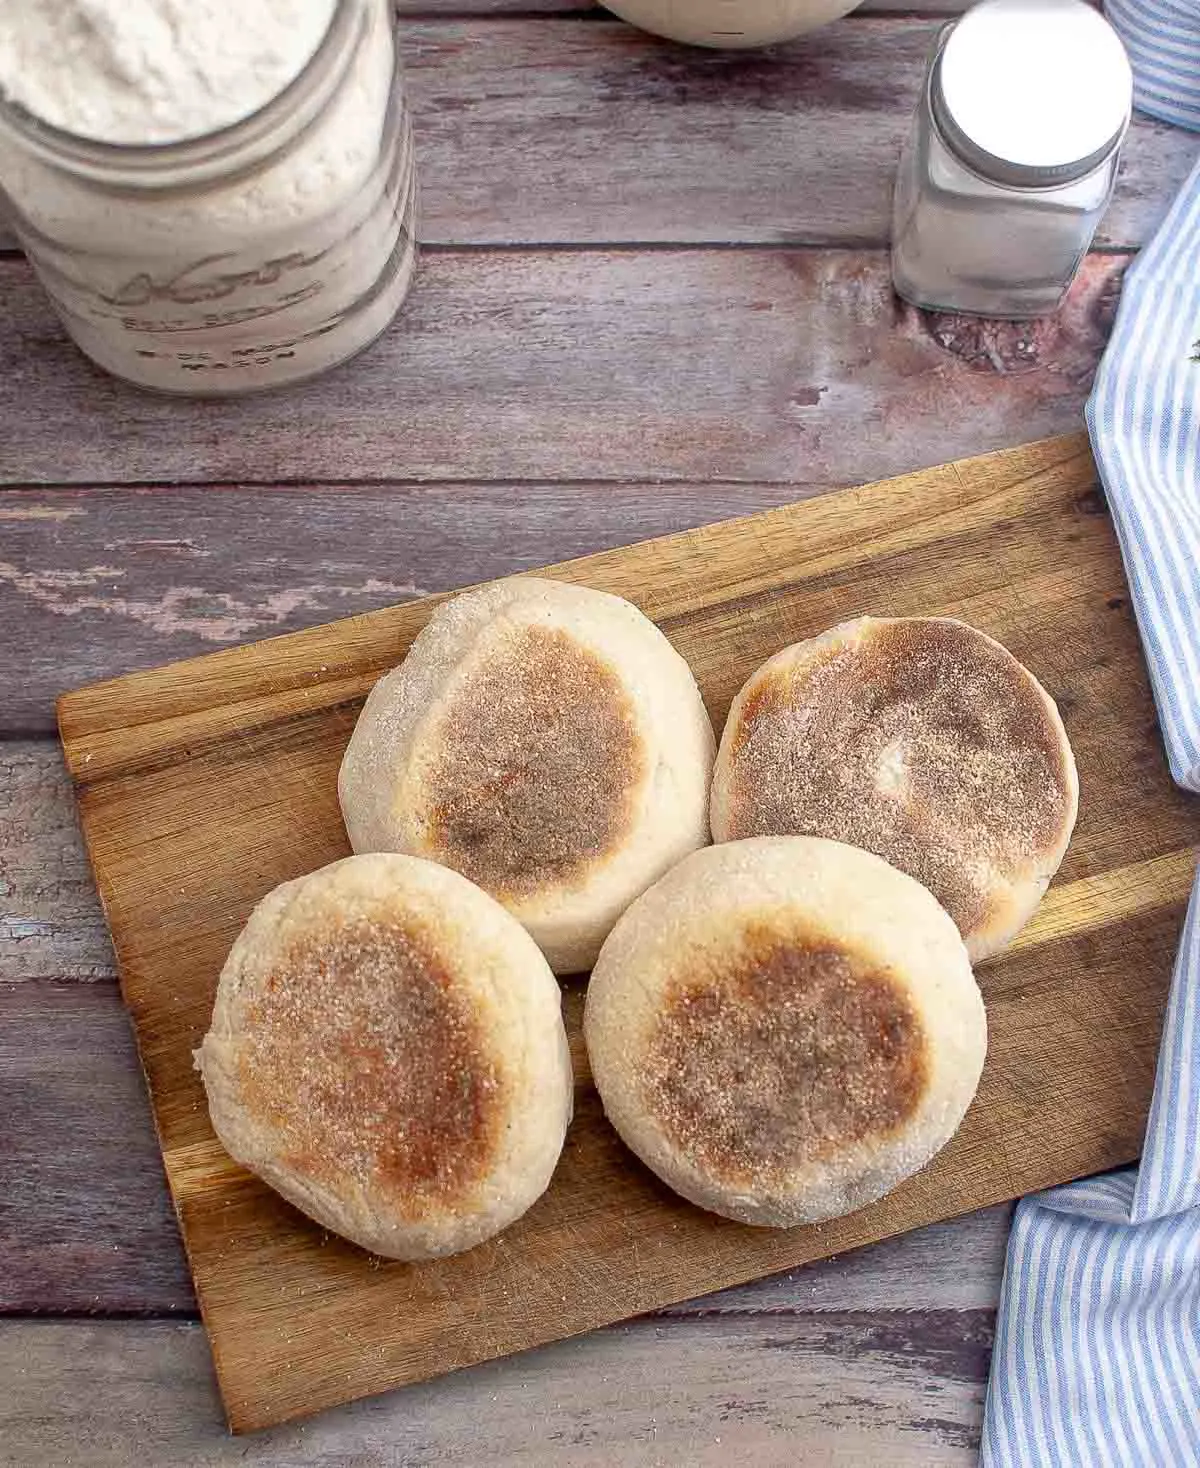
[934,0,1133,186]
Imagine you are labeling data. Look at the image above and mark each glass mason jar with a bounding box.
[0,0,416,394]
[892,0,1131,320]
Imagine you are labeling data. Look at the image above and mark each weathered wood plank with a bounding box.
[0,969,1009,1315]
[0,1315,989,1464]
[0,483,826,734]
[0,744,112,977]
[665,1203,1010,1314]
[0,980,192,1315]
[0,18,1180,254]
[0,250,1121,488]
[403,17,941,247]
[399,19,1184,248]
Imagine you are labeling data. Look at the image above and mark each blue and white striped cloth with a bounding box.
[981,7,1200,1461]
[982,899,1200,1465]
[1109,0,1200,131]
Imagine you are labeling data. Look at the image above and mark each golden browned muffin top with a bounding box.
[644,922,929,1191]
[235,915,504,1218]
[725,618,1073,937]
[426,624,646,898]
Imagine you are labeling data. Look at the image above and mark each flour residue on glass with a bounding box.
[0,0,337,144]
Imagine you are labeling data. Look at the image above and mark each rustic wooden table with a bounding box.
[0,4,1190,1464]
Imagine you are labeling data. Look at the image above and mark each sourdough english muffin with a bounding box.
[339,577,716,973]
[584,837,986,1227]
[195,853,572,1261]
[711,617,1079,961]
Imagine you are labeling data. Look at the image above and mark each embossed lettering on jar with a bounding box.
[0,0,417,393]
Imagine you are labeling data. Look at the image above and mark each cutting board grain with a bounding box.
[57,433,1200,1434]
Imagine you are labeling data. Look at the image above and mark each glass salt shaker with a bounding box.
[891,0,1133,319]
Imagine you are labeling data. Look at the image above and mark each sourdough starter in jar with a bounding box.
[0,0,417,393]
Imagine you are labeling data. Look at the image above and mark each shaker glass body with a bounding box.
[892,24,1123,319]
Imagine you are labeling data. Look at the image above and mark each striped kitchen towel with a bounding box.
[981,12,1200,1462]
[1108,0,1200,131]
[1089,153,1200,795]
[981,887,1200,1465]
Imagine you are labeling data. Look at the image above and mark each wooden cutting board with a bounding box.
[58,434,1200,1434]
